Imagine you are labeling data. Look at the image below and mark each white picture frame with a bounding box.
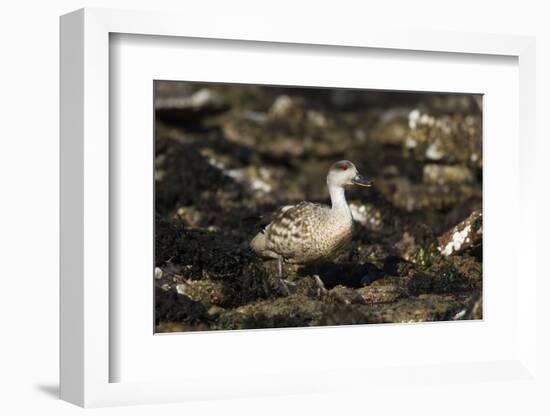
[60,7,538,408]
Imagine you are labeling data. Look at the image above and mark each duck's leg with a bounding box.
[312,265,327,293]
[276,257,290,296]
[277,256,284,279]
[275,257,297,296]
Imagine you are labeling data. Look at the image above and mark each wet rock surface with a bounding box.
[154,81,483,332]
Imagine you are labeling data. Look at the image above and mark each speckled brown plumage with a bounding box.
[251,201,353,264]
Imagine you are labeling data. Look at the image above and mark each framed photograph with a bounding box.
[60,8,539,408]
[153,80,484,334]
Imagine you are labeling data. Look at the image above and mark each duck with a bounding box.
[250,160,373,291]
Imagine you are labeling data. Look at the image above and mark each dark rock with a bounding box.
[155,288,210,326]
[404,256,481,296]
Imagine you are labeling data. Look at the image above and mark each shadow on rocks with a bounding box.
[298,262,386,289]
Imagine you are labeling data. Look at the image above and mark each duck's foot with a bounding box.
[313,274,327,294]
[277,278,297,296]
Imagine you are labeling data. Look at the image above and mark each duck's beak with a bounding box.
[352,174,373,187]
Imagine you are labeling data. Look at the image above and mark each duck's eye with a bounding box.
[340,165,349,171]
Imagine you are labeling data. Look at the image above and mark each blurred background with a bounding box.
[154,81,483,332]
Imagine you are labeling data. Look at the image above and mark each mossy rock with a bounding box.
[216,294,327,330]
[357,277,405,304]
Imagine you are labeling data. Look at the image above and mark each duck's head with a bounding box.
[327,160,373,188]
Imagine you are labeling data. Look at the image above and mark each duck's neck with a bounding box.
[328,184,349,212]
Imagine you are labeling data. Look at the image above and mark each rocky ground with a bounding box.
[154,81,483,332]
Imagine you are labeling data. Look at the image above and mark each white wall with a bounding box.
[1,1,548,414]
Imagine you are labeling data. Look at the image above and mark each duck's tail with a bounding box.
[250,231,267,255]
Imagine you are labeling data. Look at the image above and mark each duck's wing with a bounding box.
[249,204,297,258]
[265,202,328,248]
[265,204,297,230]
